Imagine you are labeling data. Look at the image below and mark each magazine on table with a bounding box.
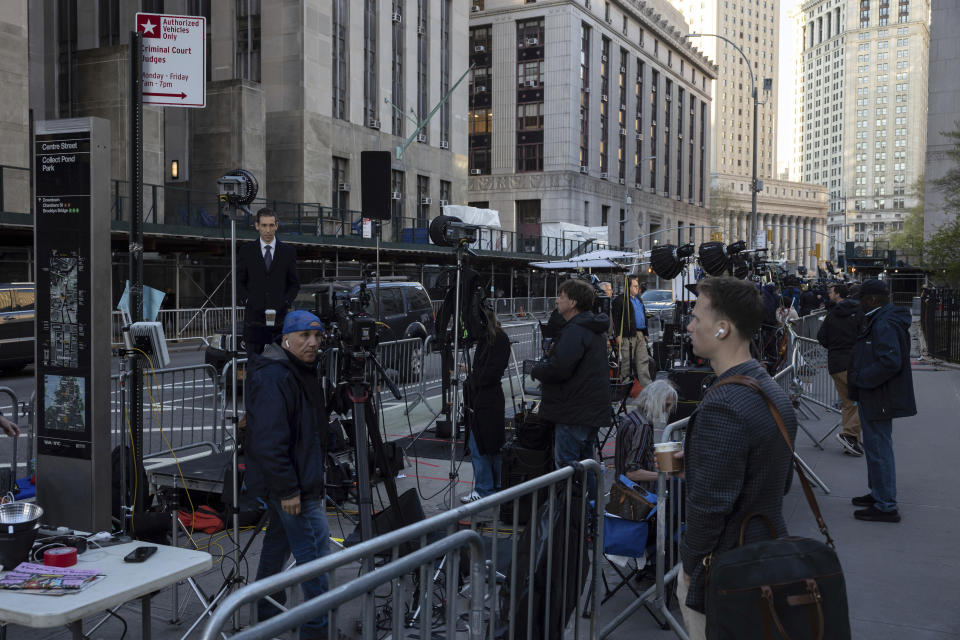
[0,563,103,595]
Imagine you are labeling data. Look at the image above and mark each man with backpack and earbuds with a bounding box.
[674,276,798,638]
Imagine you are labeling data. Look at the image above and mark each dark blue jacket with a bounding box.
[531,311,610,427]
[847,303,917,421]
[244,344,326,500]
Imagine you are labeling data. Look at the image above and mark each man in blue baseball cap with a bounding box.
[244,309,332,638]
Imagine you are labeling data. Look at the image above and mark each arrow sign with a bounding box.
[143,91,187,99]
[136,12,206,108]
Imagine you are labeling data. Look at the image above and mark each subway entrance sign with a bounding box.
[135,12,206,108]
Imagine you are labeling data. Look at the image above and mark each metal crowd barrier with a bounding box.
[502,321,541,364]
[111,363,224,458]
[789,335,842,449]
[374,337,425,392]
[0,386,30,476]
[200,460,604,640]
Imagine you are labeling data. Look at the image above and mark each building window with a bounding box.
[517,18,544,173]
[688,96,696,201]
[440,180,451,206]
[699,102,707,204]
[579,23,591,168]
[235,0,260,82]
[391,170,405,239]
[635,60,644,186]
[332,0,348,119]
[602,205,610,227]
[517,200,542,252]
[417,175,430,227]
[392,0,405,136]
[440,0,451,144]
[333,157,349,216]
[469,26,492,174]
[618,47,628,181]
[664,79,672,194]
[600,36,610,175]
[649,70,659,189]
[676,87,684,198]
[363,0,377,124]
[860,0,870,28]
[417,0,429,142]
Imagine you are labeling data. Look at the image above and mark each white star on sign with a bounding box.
[141,19,156,35]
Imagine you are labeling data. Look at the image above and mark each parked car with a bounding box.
[641,289,675,324]
[0,283,34,373]
[295,280,436,382]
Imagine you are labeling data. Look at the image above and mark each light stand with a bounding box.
[445,240,472,510]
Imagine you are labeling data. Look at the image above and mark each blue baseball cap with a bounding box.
[282,310,324,334]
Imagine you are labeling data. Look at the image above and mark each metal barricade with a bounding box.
[0,386,29,477]
[219,358,248,449]
[112,364,224,458]
[790,336,842,449]
[375,337,425,392]
[201,530,486,640]
[200,460,604,640]
[202,306,245,339]
[503,321,540,364]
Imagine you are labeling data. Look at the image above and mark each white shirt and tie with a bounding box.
[260,238,276,271]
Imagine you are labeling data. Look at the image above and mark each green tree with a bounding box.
[886,176,925,264]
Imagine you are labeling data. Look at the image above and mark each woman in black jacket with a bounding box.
[462,308,512,503]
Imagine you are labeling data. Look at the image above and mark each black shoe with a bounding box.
[854,505,901,522]
[836,433,863,456]
[851,493,874,507]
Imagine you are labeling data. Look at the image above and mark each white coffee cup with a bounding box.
[265,309,277,327]
[654,441,683,473]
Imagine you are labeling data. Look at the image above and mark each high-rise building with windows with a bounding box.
[797,0,930,256]
[675,0,829,269]
[10,0,469,241]
[467,0,716,251]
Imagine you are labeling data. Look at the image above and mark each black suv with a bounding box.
[294,280,436,381]
[0,283,35,373]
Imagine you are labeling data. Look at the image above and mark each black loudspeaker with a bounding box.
[370,488,426,556]
[360,150,392,220]
[668,366,715,419]
[499,443,552,526]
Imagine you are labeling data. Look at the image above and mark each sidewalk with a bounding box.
[5,364,960,639]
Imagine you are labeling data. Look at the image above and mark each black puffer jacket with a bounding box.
[816,298,862,374]
[531,311,610,427]
[848,303,917,421]
[244,344,326,500]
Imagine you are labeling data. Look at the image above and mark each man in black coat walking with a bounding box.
[817,282,863,456]
[676,277,798,639]
[847,279,916,523]
[237,208,300,354]
[531,279,610,496]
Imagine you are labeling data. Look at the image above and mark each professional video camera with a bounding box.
[582,274,611,316]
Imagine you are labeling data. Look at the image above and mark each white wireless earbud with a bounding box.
[714,329,725,338]
[285,340,290,347]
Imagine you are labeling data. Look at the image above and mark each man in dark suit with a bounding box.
[237,208,300,354]
[676,276,798,639]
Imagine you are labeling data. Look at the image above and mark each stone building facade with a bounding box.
[466,0,717,251]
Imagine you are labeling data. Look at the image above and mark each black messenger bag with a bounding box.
[704,376,850,640]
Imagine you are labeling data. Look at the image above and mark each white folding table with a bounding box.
[0,541,211,640]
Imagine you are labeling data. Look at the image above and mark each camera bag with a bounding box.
[703,375,850,640]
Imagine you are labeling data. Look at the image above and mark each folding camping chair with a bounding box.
[599,503,657,604]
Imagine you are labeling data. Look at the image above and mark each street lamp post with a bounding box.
[684,33,769,249]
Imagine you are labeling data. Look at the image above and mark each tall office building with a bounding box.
[14,0,470,239]
[797,0,930,256]
[466,0,717,251]
[675,0,828,269]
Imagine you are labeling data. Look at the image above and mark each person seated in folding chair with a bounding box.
[616,380,679,488]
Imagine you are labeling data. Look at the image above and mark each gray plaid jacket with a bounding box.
[679,359,797,613]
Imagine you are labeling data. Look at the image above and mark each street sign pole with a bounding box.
[128,30,145,520]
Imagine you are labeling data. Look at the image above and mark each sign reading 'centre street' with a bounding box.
[135,12,206,108]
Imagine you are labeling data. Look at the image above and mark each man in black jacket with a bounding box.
[847,279,916,523]
[531,279,610,496]
[245,310,330,638]
[610,275,652,388]
[237,208,301,354]
[817,283,863,456]
[677,277,797,639]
